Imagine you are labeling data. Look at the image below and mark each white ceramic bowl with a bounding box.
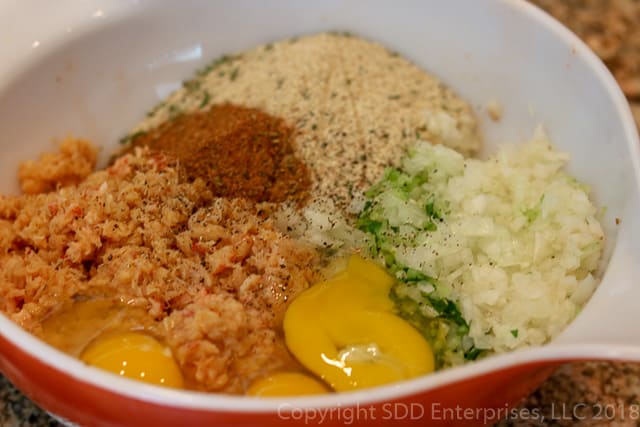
[0,1,638,426]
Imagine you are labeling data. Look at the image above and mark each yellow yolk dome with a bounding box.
[283,255,435,391]
[81,331,184,389]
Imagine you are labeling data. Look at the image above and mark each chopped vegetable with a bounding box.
[357,131,604,366]
[356,151,468,367]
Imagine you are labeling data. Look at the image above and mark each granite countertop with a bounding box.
[531,0,639,128]
[2,1,639,426]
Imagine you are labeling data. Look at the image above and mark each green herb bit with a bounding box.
[146,101,165,118]
[423,221,437,232]
[118,130,147,145]
[199,91,211,108]
[329,30,353,38]
[457,323,470,336]
[511,329,519,338]
[399,267,432,283]
[356,216,384,235]
[182,79,201,92]
[424,199,442,221]
[523,195,544,223]
[196,64,213,77]
[346,182,354,199]
[427,296,468,329]
[168,104,182,120]
[196,54,236,77]
[229,67,239,81]
[464,347,483,361]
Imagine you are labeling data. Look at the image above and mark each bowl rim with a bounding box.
[0,0,639,413]
[5,313,640,412]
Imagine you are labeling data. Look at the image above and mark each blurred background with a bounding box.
[533,0,638,129]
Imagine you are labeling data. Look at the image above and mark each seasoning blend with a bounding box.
[130,103,311,204]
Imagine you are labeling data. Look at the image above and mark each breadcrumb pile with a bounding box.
[129,33,481,208]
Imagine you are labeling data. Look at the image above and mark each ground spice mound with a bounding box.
[129,103,311,205]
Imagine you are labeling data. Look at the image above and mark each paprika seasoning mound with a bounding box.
[129,103,311,204]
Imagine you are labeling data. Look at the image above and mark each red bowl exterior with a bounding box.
[0,333,558,427]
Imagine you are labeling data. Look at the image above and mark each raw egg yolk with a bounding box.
[81,332,184,388]
[246,372,330,397]
[283,255,434,392]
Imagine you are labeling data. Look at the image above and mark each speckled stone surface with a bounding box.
[0,375,60,427]
[495,363,640,426]
[1,1,639,426]
[530,0,640,127]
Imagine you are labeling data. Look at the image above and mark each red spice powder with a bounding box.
[130,103,311,204]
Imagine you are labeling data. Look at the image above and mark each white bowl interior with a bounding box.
[0,0,639,411]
